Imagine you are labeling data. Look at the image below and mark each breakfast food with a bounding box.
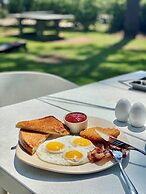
[80,126,120,142]
[64,112,88,134]
[16,114,122,167]
[36,135,95,166]
[65,112,87,123]
[16,116,70,135]
[88,144,126,163]
[19,129,50,155]
[87,143,112,162]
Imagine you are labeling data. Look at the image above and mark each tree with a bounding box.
[8,0,34,13]
[75,0,98,31]
[124,0,140,39]
[0,0,4,7]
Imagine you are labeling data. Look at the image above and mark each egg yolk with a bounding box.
[46,142,65,152]
[73,137,91,147]
[64,150,83,161]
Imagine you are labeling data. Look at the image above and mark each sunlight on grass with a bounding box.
[0,25,146,85]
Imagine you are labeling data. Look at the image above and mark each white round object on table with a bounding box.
[129,102,146,128]
[115,98,131,122]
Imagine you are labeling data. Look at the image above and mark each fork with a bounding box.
[110,138,146,156]
[109,149,138,194]
[96,130,146,156]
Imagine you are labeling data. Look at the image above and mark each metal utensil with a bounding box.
[109,149,138,194]
[39,96,115,111]
[96,130,146,156]
[108,137,146,155]
[37,98,71,112]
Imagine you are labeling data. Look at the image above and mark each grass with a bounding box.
[0,25,146,85]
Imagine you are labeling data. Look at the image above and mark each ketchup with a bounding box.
[65,112,87,123]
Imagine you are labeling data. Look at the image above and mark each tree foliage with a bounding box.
[6,0,146,34]
[73,0,98,31]
[8,0,35,13]
[7,0,98,31]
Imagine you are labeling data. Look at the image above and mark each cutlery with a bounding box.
[96,130,146,156]
[11,145,17,150]
[109,148,138,194]
[39,96,115,111]
[37,98,71,112]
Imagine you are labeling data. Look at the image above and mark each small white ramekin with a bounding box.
[64,112,88,134]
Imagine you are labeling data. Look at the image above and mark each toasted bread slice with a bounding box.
[16,116,70,135]
[80,127,120,142]
[19,129,50,155]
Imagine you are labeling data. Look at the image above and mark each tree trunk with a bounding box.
[0,0,4,7]
[124,0,140,39]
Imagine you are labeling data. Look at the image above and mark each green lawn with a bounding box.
[0,25,146,85]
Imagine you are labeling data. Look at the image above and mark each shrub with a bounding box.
[0,8,7,18]
[8,0,35,13]
[74,0,98,31]
[31,0,74,13]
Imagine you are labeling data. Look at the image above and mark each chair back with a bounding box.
[0,71,78,107]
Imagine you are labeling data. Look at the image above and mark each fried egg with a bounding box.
[46,141,65,153]
[71,137,94,150]
[36,135,95,166]
[63,148,88,165]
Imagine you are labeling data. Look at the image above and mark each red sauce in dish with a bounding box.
[65,112,87,123]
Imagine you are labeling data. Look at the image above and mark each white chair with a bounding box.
[0,71,78,107]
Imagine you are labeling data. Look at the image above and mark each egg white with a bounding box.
[63,148,88,165]
[36,135,95,166]
[71,136,95,151]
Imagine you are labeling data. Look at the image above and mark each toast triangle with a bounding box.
[16,116,70,135]
[19,129,50,155]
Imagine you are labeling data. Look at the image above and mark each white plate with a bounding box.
[16,116,128,174]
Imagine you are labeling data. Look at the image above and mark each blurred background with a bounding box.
[0,0,145,85]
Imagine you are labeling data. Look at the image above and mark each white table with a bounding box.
[0,71,146,194]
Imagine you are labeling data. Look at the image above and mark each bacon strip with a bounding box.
[88,144,127,163]
[88,144,112,162]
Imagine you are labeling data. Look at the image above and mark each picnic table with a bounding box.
[11,12,74,37]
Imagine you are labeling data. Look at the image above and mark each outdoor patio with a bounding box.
[0,1,146,194]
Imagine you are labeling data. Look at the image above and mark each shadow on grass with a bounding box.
[12,32,65,42]
[77,38,131,76]
[0,37,146,85]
